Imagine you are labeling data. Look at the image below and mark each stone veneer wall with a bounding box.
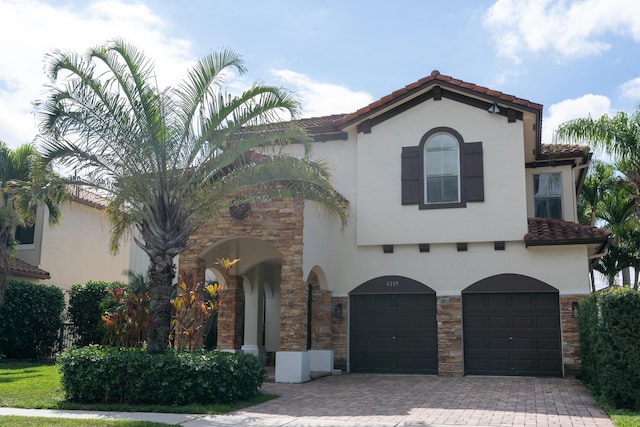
[437,296,463,376]
[560,294,585,377]
[309,274,332,350]
[331,296,348,370]
[216,275,245,349]
[178,199,307,352]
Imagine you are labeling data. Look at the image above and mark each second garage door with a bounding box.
[462,274,562,377]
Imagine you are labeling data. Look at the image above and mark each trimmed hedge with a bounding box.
[57,346,266,404]
[579,287,640,410]
[68,281,125,346]
[0,280,65,359]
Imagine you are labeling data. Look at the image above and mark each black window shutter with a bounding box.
[401,146,420,205]
[464,142,484,202]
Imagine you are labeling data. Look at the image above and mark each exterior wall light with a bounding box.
[572,301,580,318]
[487,102,501,114]
[334,303,343,318]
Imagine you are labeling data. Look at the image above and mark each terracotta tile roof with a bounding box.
[226,114,348,142]
[539,144,589,159]
[2,257,50,280]
[68,185,109,210]
[525,217,611,246]
[335,70,543,128]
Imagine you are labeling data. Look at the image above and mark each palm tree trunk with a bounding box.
[146,253,175,352]
[634,268,640,290]
[589,265,596,293]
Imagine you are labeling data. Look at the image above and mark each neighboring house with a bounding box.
[14,186,136,293]
[178,70,610,383]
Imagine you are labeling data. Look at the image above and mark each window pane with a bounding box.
[442,176,459,202]
[441,150,458,174]
[425,151,441,175]
[426,177,443,203]
[548,198,562,218]
[424,133,460,204]
[15,225,35,245]
[534,174,547,197]
[548,174,561,195]
[534,199,548,217]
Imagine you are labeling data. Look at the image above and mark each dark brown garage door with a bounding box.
[463,274,562,377]
[350,276,437,374]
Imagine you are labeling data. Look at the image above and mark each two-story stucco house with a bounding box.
[185,70,608,383]
[11,186,137,292]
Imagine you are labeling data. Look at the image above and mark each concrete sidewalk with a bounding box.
[1,374,616,426]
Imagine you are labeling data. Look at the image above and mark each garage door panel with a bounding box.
[513,315,534,328]
[463,291,561,377]
[350,291,437,374]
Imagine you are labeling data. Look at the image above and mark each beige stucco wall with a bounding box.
[39,200,130,292]
[354,98,528,245]
[296,98,591,299]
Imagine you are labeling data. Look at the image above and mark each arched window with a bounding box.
[424,133,460,204]
[401,127,484,209]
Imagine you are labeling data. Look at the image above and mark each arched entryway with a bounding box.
[349,275,438,374]
[462,274,562,377]
[199,237,283,360]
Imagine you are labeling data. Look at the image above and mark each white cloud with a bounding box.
[542,94,613,145]
[0,0,195,147]
[484,0,640,63]
[619,77,640,101]
[271,69,373,117]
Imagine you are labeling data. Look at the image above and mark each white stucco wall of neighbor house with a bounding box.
[39,201,130,292]
[355,98,528,246]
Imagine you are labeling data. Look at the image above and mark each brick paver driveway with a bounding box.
[239,374,614,426]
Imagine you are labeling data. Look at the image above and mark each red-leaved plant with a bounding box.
[171,272,221,351]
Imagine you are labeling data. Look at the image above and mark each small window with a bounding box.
[424,133,460,204]
[15,225,35,246]
[534,173,562,219]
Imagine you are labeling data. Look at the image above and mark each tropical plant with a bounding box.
[101,284,151,348]
[35,39,348,352]
[0,142,66,305]
[170,272,220,351]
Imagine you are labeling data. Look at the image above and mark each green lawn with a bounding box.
[1,416,171,427]
[0,361,275,413]
[606,409,640,427]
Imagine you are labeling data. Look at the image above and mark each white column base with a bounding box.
[275,351,310,383]
[308,349,334,372]
[241,345,260,357]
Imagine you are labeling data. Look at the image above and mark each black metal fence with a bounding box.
[58,322,78,352]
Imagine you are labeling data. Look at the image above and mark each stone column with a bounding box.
[217,275,244,350]
[561,294,585,377]
[437,295,463,376]
[331,295,348,371]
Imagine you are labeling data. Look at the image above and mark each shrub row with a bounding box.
[0,280,65,359]
[579,287,640,410]
[57,346,266,404]
[67,281,126,346]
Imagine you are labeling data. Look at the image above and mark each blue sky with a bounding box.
[1,0,640,150]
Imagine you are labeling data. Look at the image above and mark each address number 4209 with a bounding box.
[386,281,399,287]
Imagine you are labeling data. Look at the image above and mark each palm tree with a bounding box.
[0,142,66,305]
[556,111,640,287]
[35,40,349,352]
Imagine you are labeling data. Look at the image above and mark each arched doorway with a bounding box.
[462,274,562,377]
[199,237,283,359]
[349,275,438,374]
